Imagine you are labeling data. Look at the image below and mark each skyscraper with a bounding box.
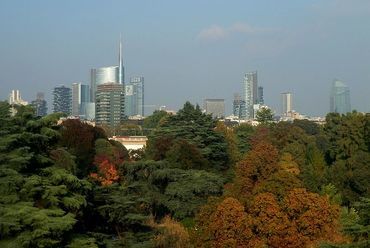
[204,99,225,118]
[243,71,258,119]
[72,83,90,118]
[125,76,144,117]
[233,93,245,118]
[9,90,28,106]
[30,92,47,117]
[281,92,292,115]
[330,79,351,114]
[53,85,72,115]
[90,40,124,102]
[257,86,264,104]
[95,83,125,127]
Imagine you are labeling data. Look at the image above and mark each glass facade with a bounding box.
[30,92,47,117]
[243,71,258,119]
[330,80,351,114]
[90,66,120,102]
[125,76,144,117]
[72,83,90,118]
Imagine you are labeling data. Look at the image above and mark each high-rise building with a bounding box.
[125,76,144,117]
[281,92,292,115]
[90,40,124,102]
[72,83,90,118]
[95,83,125,127]
[243,71,258,119]
[233,93,245,118]
[204,99,225,118]
[9,90,28,106]
[257,86,264,104]
[330,79,351,114]
[30,92,47,117]
[53,85,72,115]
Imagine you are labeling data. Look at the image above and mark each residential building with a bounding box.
[53,85,72,115]
[125,76,144,117]
[330,79,351,114]
[204,99,225,118]
[30,92,47,117]
[95,83,125,127]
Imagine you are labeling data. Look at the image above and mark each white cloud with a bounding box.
[197,22,275,42]
[197,25,228,41]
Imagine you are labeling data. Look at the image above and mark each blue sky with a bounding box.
[1,0,370,116]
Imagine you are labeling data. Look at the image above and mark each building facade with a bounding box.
[204,99,225,118]
[30,92,47,117]
[257,86,264,104]
[232,93,245,118]
[95,83,125,127]
[72,83,90,118]
[90,40,125,103]
[330,79,351,114]
[243,71,258,119]
[281,92,292,115]
[9,90,28,106]
[53,85,72,115]
[125,76,144,117]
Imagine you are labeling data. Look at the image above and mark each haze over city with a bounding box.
[1,0,370,116]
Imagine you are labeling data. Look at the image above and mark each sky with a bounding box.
[0,0,370,116]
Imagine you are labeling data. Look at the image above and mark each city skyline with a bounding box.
[1,1,370,116]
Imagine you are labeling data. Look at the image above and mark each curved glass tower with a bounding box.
[330,79,351,114]
[90,39,125,102]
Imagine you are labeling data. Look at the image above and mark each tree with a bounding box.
[152,216,190,248]
[146,102,229,171]
[256,107,273,124]
[143,110,170,129]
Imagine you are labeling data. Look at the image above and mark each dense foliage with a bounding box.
[0,101,369,247]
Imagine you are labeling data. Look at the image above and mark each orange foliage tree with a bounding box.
[90,159,119,186]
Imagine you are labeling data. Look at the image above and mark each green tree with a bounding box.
[256,107,273,124]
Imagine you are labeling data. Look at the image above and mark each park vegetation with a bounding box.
[0,101,369,247]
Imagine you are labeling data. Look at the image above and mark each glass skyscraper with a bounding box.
[72,83,90,118]
[90,40,125,103]
[243,71,258,119]
[53,85,72,115]
[125,76,144,117]
[30,92,47,117]
[330,79,351,114]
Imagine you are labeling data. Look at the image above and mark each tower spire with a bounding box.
[118,35,124,84]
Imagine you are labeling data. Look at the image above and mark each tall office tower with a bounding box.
[90,40,124,102]
[9,90,28,105]
[281,92,293,115]
[95,83,125,127]
[125,76,144,117]
[243,71,258,119]
[257,86,264,104]
[30,92,47,117]
[72,83,90,118]
[330,79,351,114]
[53,85,72,115]
[233,93,245,118]
[204,99,225,118]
